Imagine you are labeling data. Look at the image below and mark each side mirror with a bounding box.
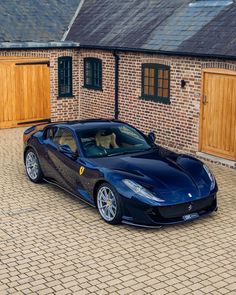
[59,144,78,159]
[148,131,156,143]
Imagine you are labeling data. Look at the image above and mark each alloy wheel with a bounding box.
[97,186,117,222]
[26,151,39,180]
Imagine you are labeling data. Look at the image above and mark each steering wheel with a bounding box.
[83,141,107,156]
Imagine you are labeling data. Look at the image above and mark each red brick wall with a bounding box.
[1,48,236,157]
[78,50,115,118]
[78,49,236,155]
[118,53,202,154]
[0,48,79,122]
[49,49,79,121]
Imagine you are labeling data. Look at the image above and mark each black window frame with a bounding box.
[58,56,73,97]
[84,58,102,90]
[141,63,171,104]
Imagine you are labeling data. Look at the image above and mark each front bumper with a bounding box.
[121,194,217,226]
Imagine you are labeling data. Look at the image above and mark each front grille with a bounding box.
[148,195,216,222]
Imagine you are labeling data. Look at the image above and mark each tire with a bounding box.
[25,148,44,183]
[96,183,122,225]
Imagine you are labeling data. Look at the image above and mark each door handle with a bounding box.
[202,94,208,105]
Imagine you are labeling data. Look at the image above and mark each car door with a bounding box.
[43,126,93,204]
[40,126,60,179]
[45,127,83,194]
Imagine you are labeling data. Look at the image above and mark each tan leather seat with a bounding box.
[95,132,118,149]
[59,133,77,152]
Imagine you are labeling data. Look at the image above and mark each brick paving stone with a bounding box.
[0,127,235,295]
[217,287,231,294]
[95,290,109,295]
[227,283,236,291]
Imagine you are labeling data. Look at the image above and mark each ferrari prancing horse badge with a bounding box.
[79,166,85,175]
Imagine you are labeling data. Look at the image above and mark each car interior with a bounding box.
[95,131,119,149]
[77,126,151,157]
[56,129,77,153]
[45,127,77,153]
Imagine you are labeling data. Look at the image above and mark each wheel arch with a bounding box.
[24,146,32,163]
[24,145,39,164]
[24,145,44,183]
[93,179,108,207]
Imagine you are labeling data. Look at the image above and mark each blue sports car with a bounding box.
[23,119,217,227]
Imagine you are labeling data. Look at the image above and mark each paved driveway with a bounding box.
[0,128,236,295]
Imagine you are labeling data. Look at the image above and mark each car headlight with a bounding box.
[203,164,215,190]
[122,179,164,202]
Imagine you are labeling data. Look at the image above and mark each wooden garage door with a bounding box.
[200,69,236,160]
[0,58,50,128]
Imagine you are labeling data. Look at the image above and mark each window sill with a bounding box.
[83,86,103,92]
[57,95,75,99]
[139,96,170,105]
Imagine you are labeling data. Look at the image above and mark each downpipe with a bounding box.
[113,50,120,119]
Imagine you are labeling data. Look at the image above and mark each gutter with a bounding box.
[0,41,80,50]
[1,41,235,61]
[113,51,120,119]
[80,44,236,61]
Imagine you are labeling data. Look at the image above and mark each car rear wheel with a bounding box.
[97,183,122,225]
[25,149,43,183]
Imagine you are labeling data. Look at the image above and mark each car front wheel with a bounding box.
[25,149,43,183]
[97,183,122,225]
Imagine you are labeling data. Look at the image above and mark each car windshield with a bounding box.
[76,124,153,158]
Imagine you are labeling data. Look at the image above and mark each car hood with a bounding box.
[91,149,212,203]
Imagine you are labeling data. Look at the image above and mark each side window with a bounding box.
[45,127,57,141]
[84,58,102,90]
[53,128,77,153]
[118,126,147,146]
[58,56,73,97]
[119,126,143,141]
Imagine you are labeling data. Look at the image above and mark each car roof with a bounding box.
[50,118,126,131]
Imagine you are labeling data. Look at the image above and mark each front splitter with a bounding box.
[122,220,162,229]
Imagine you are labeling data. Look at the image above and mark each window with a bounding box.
[44,127,57,140]
[84,58,102,90]
[58,56,72,97]
[141,64,170,104]
[53,128,77,153]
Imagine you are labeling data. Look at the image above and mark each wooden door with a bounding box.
[15,62,50,123]
[0,61,16,128]
[0,58,50,128]
[200,70,236,160]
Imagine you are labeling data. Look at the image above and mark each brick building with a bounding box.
[0,0,236,165]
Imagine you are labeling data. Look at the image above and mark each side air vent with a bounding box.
[189,0,233,7]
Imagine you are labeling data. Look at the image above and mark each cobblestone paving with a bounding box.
[0,128,236,295]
